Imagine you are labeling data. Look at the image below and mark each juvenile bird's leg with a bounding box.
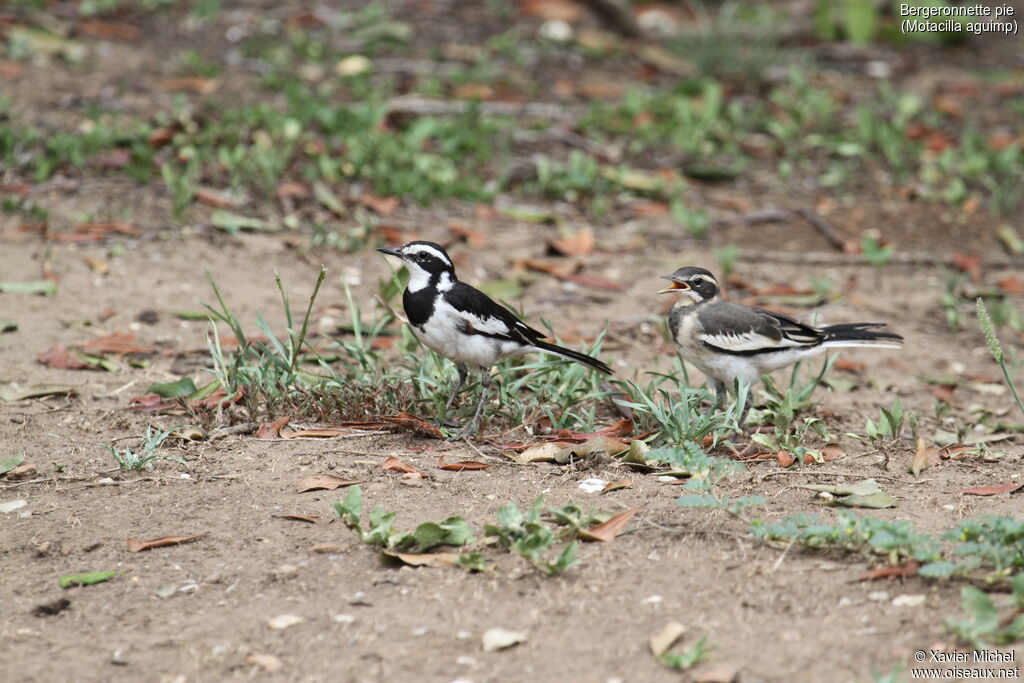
[736,393,751,429]
[702,379,728,416]
[450,369,491,440]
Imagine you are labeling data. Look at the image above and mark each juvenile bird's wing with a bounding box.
[696,302,825,356]
[444,283,547,345]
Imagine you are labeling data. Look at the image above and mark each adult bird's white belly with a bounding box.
[414,299,527,368]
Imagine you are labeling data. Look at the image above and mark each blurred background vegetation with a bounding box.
[0,0,1021,242]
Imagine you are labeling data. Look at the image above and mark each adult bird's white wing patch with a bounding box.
[461,310,516,337]
[697,331,811,353]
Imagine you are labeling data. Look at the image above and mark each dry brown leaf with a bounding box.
[284,428,356,439]
[856,560,919,582]
[0,60,24,79]
[929,385,956,405]
[275,181,310,198]
[776,450,795,467]
[78,331,154,355]
[520,0,584,21]
[76,19,141,42]
[246,654,283,673]
[454,83,494,100]
[126,532,207,553]
[910,438,940,476]
[437,456,492,471]
[821,443,845,462]
[933,94,963,119]
[383,412,443,439]
[195,188,239,209]
[38,345,90,369]
[383,456,424,476]
[579,507,641,543]
[516,441,571,463]
[6,464,37,481]
[997,275,1024,295]
[649,621,686,657]
[577,80,624,99]
[382,551,461,568]
[601,479,632,493]
[309,543,347,554]
[256,416,290,439]
[276,514,320,524]
[630,201,669,217]
[951,252,983,281]
[295,474,360,493]
[520,258,577,279]
[91,148,131,169]
[957,483,1023,496]
[49,221,143,243]
[82,257,109,275]
[148,127,175,149]
[359,194,399,216]
[548,228,594,257]
[573,435,628,457]
[834,359,866,373]
[449,223,487,247]
[161,77,219,95]
[691,662,740,683]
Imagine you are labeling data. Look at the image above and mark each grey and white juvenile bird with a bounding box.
[378,240,612,438]
[660,267,903,425]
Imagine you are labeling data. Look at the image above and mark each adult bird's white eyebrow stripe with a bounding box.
[405,244,452,266]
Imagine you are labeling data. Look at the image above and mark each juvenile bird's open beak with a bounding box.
[376,246,403,258]
[658,276,689,294]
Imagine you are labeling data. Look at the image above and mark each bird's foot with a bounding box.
[445,424,479,442]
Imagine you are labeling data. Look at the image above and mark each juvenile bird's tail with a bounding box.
[532,340,613,374]
[822,322,904,350]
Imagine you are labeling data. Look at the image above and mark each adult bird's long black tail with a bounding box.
[821,323,904,349]
[532,340,613,374]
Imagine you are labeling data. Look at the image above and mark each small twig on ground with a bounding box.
[208,421,258,441]
[383,97,581,120]
[795,207,847,251]
[373,58,466,76]
[713,207,793,226]
[460,435,498,462]
[759,470,899,481]
[513,128,622,162]
[771,536,797,572]
[99,378,140,398]
[1,476,90,487]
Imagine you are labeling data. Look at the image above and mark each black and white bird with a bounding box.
[378,241,612,437]
[660,267,903,425]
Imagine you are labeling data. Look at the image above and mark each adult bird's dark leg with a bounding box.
[450,368,491,440]
[441,363,469,420]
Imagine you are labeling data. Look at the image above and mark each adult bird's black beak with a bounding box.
[376,246,403,257]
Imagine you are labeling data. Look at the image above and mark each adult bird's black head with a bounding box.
[658,266,721,304]
[377,240,457,292]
